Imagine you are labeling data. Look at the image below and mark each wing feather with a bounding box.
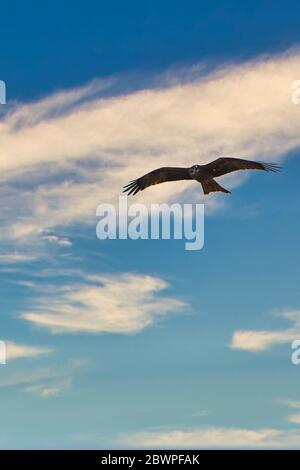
[205,157,281,178]
[123,167,191,195]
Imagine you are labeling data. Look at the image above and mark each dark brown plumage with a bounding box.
[123,157,281,196]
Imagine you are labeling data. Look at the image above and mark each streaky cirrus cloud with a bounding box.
[288,414,300,424]
[279,399,300,425]
[4,340,53,360]
[0,358,87,398]
[39,230,72,247]
[24,379,71,398]
[1,49,300,245]
[0,253,37,264]
[230,309,300,352]
[20,273,187,334]
[121,425,300,448]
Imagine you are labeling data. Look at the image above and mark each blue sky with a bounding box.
[1,0,300,449]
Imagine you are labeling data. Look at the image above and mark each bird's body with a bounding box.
[123,157,280,196]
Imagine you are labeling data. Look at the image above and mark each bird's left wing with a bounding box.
[205,157,281,178]
[123,167,192,195]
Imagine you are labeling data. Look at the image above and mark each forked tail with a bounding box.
[201,179,231,195]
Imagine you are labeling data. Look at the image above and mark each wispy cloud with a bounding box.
[0,253,36,264]
[280,399,300,409]
[20,273,187,334]
[0,358,87,398]
[288,414,300,424]
[39,230,72,247]
[5,340,53,361]
[121,425,300,448]
[0,50,300,247]
[24,379,70,398]
[279,399,300,425]
[230,309,300,352]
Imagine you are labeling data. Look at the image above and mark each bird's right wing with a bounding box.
[123,167,192,195]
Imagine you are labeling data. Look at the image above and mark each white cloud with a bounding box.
[0,253,36,264]
[4,340,53,360]
[280,399,300,409]
[121,426,300,448]
[24,379,70,397]
[39,231,72,246]
[278,399,300,425]
[288,414,300,424]
[0,358,87,397]
[20,273,187,334]
[0,50,300,244]
[230,309,300,352]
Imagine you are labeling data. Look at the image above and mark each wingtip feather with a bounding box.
[259,162,282,173]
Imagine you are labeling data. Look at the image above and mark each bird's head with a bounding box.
[189,164,201,176]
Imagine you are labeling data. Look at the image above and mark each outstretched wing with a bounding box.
[205,157,281,178]
[123,167,191,196]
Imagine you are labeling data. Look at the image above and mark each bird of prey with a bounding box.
[123,157,280,196]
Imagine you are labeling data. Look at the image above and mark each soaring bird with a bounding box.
[123,157,280,196]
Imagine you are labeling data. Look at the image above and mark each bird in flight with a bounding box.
[123,157,280,196]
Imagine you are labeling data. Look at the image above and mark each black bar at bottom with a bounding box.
[0,449,298,465]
